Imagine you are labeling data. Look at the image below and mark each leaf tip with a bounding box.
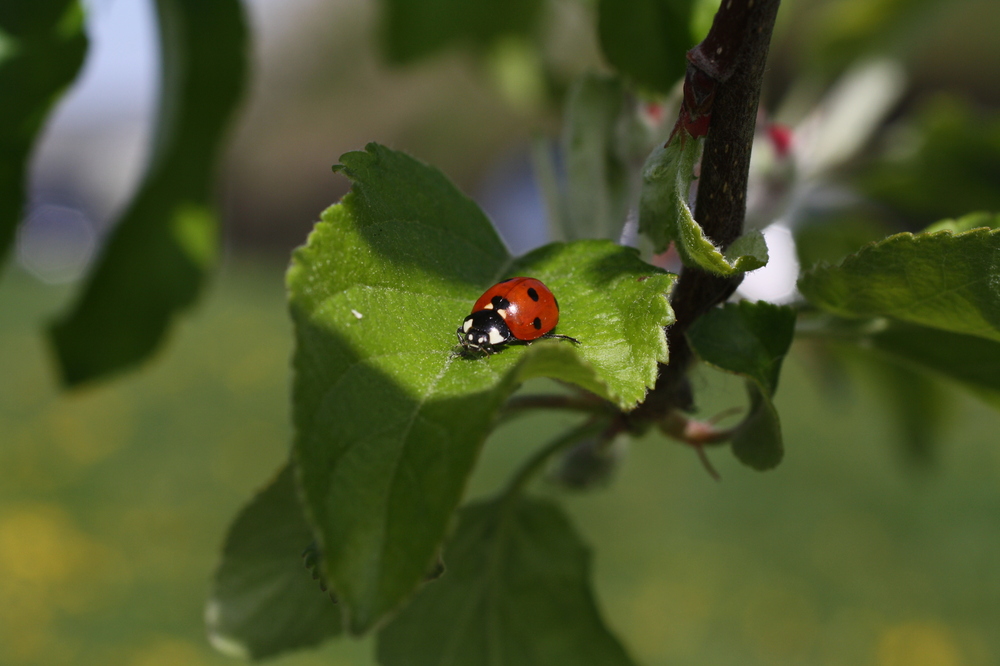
[204,600,252,660]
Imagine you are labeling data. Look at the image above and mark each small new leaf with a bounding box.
[207,466,341,661]
[290,144,675,634]
[377,496,637,666]
[798,224,1000,343]
[639,137,768,274]
[687,301,795,470]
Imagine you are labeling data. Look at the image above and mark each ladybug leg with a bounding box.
[542,333,580,345]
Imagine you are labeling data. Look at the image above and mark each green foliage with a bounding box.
[859,350,949,464]
[798,223,1000,343]
[868,321,1000,406]
[48,0,248,386]
[793,0,946,75]
[687,301,796,470]
[378,495,637,666]
[860,99,1000,225]
[380,0,543,63]
[207,465,342,661]
[288,143,675,634]
[560,73,632,241]
[598,0,697,93]
[924,210,1000,234]
[794,212,891,269]
[0,0,86,270]
[797,212,1000,459]
[8,0,999,662]
[640,136,768,274]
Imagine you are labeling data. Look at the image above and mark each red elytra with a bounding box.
[456,277,578,355]
[471,277,559,341]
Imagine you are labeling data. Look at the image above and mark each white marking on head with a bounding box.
[463,319,473,332]
[483,302,494,309]
[488,328,505,345]
[496,309,507,318]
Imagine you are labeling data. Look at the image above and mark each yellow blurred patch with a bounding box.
[737,575,821,662]
[877,620,963,666]
[0,504,130,661]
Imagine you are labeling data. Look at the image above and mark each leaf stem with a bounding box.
[633,0,782,420]
[501,417,614,500]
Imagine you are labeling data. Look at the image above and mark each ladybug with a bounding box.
[457,277,579,354]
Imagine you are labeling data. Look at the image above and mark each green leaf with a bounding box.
[561,73,631,241]
[798,226,1000,343]
[793,211,892,270]
[868,321,1000,407]
[380,0,544,63]
[289,143,674,634]
[866,353,949,464]
[687,301,796,470]
[597,0,695,93]
[690,0,722,42]
[922,211,1000,234]
[377,496,637,666]
[48,0,248,386]
[206,465,342,660]
[860,98,1000,226]
[639,136,768,275]
[0,0,87,270]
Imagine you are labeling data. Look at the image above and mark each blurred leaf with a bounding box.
[377,495,637,666]
[598,0,695,93]
[561,73,631,241]
[690,0,721,42]
[289,143,675,634]
[860,98,1000,225]
[380,0,544,63]
[797,0,945,75]
[550,433,627,490]
[49,0,248,386]
[207,465,342,661]
[798,225,1000,343]
[687,301,796,470]
[923,211,1000,234]
[869,321,1000,408]
[640,136,768,274]
[0,0,87,270]
[861,351,949,464]
[793,211,892,269]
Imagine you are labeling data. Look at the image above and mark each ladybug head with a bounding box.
[457,309,513,354]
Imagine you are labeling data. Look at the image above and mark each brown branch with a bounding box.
[631,0,781,422]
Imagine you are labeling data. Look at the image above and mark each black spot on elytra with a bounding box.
[526,287,539,301]
[533,317,542,329]
[491,295,510,310]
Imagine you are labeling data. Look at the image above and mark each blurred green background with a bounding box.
[2,260,999,665]
[5,0,1000,663]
